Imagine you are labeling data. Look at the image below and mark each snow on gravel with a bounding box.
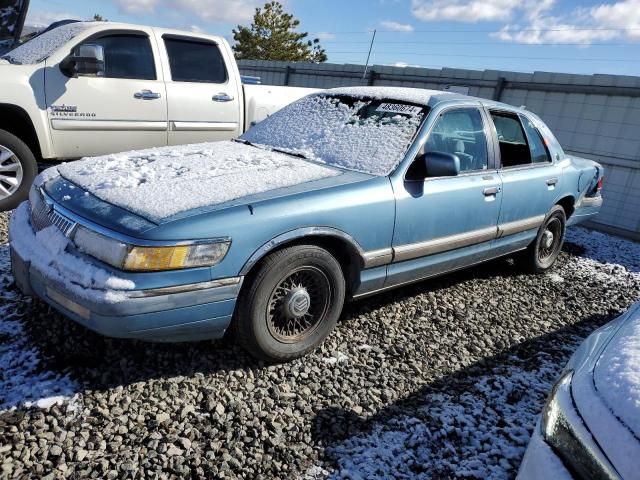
[58,140,340,222]
[0,246,80,411]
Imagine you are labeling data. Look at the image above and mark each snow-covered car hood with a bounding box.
[593,304,640,437]
[52,141,347,224]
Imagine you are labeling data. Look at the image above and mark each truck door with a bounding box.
[160,34,243,145]
[45,29,168,158]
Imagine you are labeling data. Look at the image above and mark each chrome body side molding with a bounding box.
[497,215,545,238]
[393,226,498,263]
[362,248,394,268]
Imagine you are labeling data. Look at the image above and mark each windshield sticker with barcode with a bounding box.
[376,103,423,115]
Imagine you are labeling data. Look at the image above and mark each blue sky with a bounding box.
[26,0,640,76]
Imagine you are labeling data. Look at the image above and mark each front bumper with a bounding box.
[11,242,242,343]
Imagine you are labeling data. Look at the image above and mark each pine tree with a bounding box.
[93,14,107,22]
[232,1,327,62]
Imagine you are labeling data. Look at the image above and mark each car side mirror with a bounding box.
[60,44,105,78]
[423,151,460,177]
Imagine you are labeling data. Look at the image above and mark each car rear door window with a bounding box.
[425,108,488,172]
[490,112,533,168]
[521,115,551,163]
[81,34,156,80]
[164,37,227,83]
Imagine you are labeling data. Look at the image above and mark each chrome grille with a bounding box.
[30,194,77,237]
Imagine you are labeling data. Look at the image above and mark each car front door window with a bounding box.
[425,108,488,173]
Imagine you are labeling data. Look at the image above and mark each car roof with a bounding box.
[323,86,530,115]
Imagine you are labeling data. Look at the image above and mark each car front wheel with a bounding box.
[236,245,346,362]
[519,205,567,273]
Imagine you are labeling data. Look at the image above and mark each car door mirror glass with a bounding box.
[60,44,105,77]
[424,151,461,177]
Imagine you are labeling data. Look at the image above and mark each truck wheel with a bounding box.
[518,205,566,273]
[236,245,346,363]
[0,129,37,211]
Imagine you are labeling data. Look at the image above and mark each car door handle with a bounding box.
[483,186,501,196]
[546,177,559,186]
[134,90,161,100]
[212,93,235,102]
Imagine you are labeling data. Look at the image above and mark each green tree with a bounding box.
[232,1,327,62]
[93,14,107,21]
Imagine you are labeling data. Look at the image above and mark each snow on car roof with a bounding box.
[56,141,340,223]
[322,86,457,107]
[1,21,91,64]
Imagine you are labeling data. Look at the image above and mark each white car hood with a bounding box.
[55,141,341,223]
[593,309,640,437]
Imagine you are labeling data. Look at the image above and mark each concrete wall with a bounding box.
[239,60,640,240]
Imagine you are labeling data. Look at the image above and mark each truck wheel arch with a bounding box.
[0,104,42,160]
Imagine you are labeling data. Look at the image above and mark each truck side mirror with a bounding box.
[60,44,105,78]
[423,151,460,177]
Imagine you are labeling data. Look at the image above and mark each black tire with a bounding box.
[518,205,567,273]
[236,245,346,362]
[0,129,38,211]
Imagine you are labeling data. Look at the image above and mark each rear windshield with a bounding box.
[2,22,90,64]
[241,94,427,176]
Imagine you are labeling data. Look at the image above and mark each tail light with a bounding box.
[597,176,604,192]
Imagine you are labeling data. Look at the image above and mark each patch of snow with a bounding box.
[0,246,80,411]
[546,273,564,283]
[594,310,640,437]
[566,226,640,275]
[325,354,563,479]
[9,202,135,303]
[2,21,91,64]
[242,93,425,176]
[57,141,340,222]
[322,352,349,365]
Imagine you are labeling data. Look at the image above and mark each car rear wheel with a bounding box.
[518,205,567,273]
[236,245,346,362]
[0,129,37,211]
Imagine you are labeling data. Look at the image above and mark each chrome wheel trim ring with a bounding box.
[0,145,23,200]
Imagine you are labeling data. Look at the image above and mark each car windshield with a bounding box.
[1,22,90,65]
[241,94,428,176]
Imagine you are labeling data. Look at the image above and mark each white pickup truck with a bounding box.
[0,21,314,209]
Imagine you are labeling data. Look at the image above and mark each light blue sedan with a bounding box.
[9,87,604,361]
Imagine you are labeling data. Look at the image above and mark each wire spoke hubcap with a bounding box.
[0,145,23,200]
[267,266,332,343]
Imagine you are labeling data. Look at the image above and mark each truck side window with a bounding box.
[80,34,156,80]
[425,108,488,173]
[520,115,551,163]
[164,37,228,83]
[490,112,532,168]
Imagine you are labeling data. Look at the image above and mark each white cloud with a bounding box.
[492,0,640,44]
[113,0,260,23]
[25,10,79,28]
[411,0,520,23]
[315,31,335,40]
[380,20,414,32]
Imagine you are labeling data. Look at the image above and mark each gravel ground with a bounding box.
[0,209,639,479]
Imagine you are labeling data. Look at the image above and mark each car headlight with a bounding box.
[541,370,619,480]
[73,226,230,272]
